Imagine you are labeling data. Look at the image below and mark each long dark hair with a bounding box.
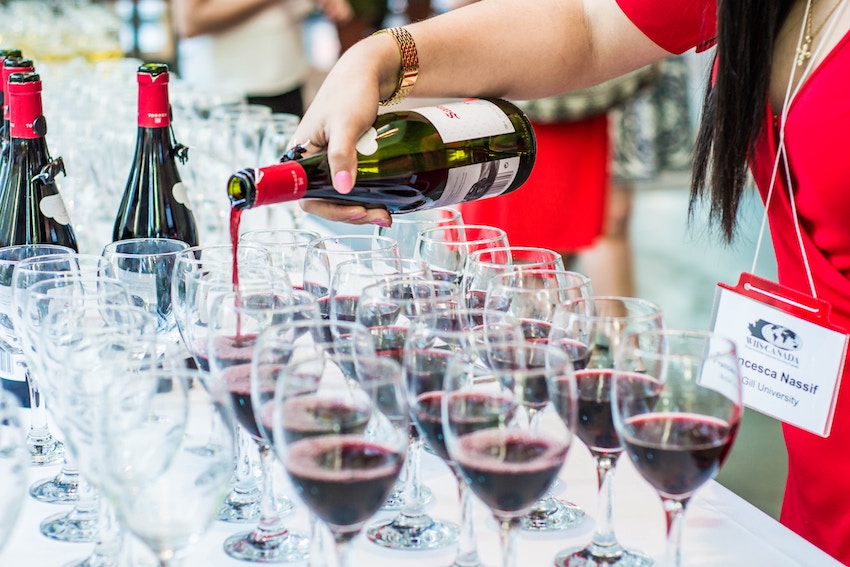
[690,0,795,242]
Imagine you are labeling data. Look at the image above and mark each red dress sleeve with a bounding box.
[615,0,718,54]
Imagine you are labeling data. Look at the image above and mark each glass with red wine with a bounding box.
[549,296,663,567]
[442,341,577,567]
[612,329,743,567]
[269,346,409,567]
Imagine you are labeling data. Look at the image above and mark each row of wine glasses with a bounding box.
[0,221,743,567]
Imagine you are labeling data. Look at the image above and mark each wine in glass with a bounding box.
[271,352,409,567]
[612,329,743,567]
[443,342,577,567]
[550,296,663,567]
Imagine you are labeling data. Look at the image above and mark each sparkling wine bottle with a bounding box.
[0,54,31,195]
[227,98,536,213]
[0,71,77,249]
[113,62,198,245]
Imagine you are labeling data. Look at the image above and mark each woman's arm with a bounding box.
[294,0,672,225]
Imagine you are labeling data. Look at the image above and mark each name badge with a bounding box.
[710,273,847,437]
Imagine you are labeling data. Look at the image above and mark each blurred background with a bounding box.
[0,0,787,520]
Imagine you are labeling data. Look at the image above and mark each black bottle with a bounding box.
[113,63,198,246]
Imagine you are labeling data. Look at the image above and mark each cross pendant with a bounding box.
[796,44,812,66]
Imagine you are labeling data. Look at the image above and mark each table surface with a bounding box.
[0,427,841,567]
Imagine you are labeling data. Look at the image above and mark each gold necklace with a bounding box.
[797,0,845,66]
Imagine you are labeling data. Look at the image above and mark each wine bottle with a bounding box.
[227,98,536,214]
[113,62,199,246]
[0,55,32,196]
[0,72,77,250]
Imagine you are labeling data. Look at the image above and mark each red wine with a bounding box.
[623,413,737,498]
[415,390,513,463]
[285,436,403,532]
[356,300,401,328]
[113,63,198,246]
[0,71,77,249]
[369,325,408,364]
[281,395,372,443]
[329,294,360,323]
[454,430,566,515]
[222,363,265,440]
[228,99,535,214]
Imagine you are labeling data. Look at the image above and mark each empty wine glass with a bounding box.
[463,246,566,310]
[101,237,190,342]
[271,350,408,567]
[239,228,322,289]
[443,342,577,567]
[612,329,743,567]
[12,253,110,504]
[550,296,663,567]
[0,390,26,553]
[414,224,508,284]
[0,243,75,465]
[208,286,316,563]
[302,234,400,318]
[374,208,462,258]
[98,364,236,567]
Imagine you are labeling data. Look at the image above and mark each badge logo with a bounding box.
[748,319,802,351]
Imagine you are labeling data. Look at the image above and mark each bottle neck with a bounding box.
[9,85,44,140]
[229,161,309,209]
[137,74,170,128]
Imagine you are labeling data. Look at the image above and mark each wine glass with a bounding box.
[405,306,523,567]
[270,349,409,567]
[414,224,508,284]
[207,286,317,563]
[443,342,577,567]
[0,243,75,465]
[373,208,462,258]
[37,298,157,566]
[612,329,743,567]
[302,234,400,318]
[0,390,26,553]
[463,246,566,310]
[328,256,431,325]
[358,277,461,550]
[101,237,190,342]
[550,296,663,567]
[486,268,593,531]
[12,253,109,504]
[239,228,322,289]
[97,364,236,567]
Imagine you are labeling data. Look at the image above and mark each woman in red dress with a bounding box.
[296,1,850,562]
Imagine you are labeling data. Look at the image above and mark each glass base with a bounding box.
[40,509,99,543]
[217,485,266,523]
[520,496,586,532]
[366,513,459,550]
[223,528,309,562]
[28,434,64,466]
[555,546,653,567]
[381,484,432,511]
[29,471,80,504]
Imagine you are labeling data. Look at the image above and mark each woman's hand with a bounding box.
[291,34,401,228]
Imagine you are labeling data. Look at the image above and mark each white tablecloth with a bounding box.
[1,433,840,567]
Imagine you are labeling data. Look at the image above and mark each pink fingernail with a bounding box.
[334,170,353,194]
[371,218,390,228]
[348,212,368,221]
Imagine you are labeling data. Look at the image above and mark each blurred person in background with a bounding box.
[335,0,432,53]
[173,0,352,116]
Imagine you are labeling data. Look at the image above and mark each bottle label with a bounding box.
[254,161,309,207]
[432,157,521,208]
[39,194,71,226]
[172,182,193,210]
[410,99,515,144]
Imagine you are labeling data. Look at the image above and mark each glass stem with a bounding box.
[400,437,424,516]
[90,497,124,563]
[453,473,480,567]
[663,497,688,567]
[25,367,50,439]
[254,442,285,541]
[588,453,623,555]
[333,534,354,567]
[309,513,327,567]
[497,518,519,567]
